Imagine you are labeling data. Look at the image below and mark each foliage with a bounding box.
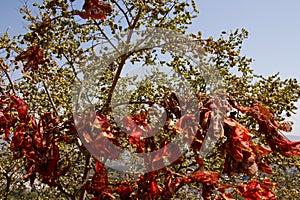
[1,0,300,199]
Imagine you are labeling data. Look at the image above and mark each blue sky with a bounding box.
[190,0,300,139]
[1,0,300,139]
[192,0,300,80]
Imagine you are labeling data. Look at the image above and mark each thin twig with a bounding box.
[93,19,121,56]
[62,52,82,83]
[0,61,16,94]
[42,80,59,116]
[121,0,133,19]
[155,2,176,28]
[111,0,131,26]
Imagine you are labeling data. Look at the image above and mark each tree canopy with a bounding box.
[1,0,300,199]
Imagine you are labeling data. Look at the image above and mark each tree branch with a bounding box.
[77,153,91,200]
[130,2,176,55]
[0,61,16,94]
[93,19,121,56]
[99,6,143,114]
[121,0,133,19]
[62,52,82,83]
[100,54,129,114]
[129,5,142,30]
[111,0,131,26]
[57,180,75,200]
[42,80,59,116]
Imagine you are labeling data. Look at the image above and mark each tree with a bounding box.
[1,0,300,199]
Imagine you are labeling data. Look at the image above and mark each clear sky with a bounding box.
[1,0,300,139]
[190,0,300,140]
